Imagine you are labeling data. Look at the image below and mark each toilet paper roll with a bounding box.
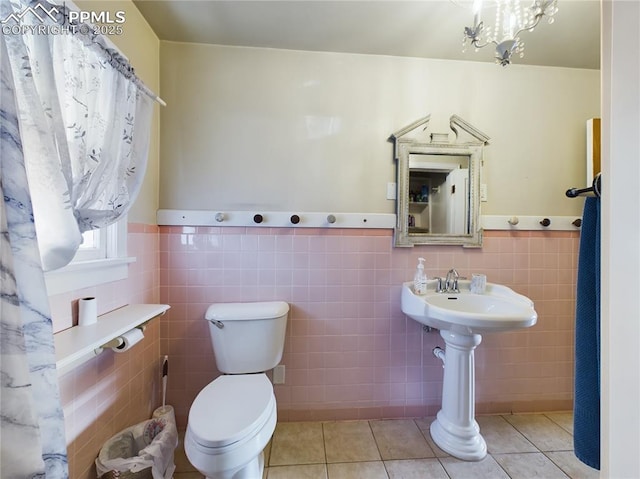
[78,297,97,326]
[112,328,144,353]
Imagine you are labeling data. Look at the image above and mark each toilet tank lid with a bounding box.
[205,301,289,321]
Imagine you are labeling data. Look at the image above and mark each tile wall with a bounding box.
[158,227,579,428]
[50,224,161,479]
[48,224,578,477]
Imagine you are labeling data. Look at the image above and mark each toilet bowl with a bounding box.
[184,301,288,479]
[185,374,276,479]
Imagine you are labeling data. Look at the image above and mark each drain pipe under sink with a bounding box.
[433,346,446,365]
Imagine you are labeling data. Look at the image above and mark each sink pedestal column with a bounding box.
[430,329,487,461]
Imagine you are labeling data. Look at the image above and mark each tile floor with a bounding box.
[174,412,599,479]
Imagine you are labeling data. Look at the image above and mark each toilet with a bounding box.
[184,301,289,479]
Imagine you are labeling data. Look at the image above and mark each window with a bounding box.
[44,217,135,296]
[73,229,104,262]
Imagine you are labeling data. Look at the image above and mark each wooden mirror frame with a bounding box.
[390,115,490,248]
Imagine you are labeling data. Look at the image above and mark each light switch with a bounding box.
[387,182,397,200]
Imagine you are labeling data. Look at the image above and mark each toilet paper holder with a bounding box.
[93,320,153,355]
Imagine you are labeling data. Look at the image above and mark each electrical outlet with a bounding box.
[273,365,286,384]
[386,182,397,200]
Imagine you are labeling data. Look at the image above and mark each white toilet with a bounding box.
[184,301,289,479]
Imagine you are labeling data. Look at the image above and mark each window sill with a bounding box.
[45,257,136,296]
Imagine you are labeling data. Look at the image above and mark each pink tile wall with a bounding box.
[51,224,161,479]
[159,227,579,427]
[46,223,578,476]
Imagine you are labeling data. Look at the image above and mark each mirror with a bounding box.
[391,115,490,247]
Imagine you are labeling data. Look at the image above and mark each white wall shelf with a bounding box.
[54,304,170,376]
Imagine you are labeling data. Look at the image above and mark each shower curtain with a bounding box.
[1,0,156,476]
[1,31,68,478]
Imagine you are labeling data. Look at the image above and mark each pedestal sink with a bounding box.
[401,279,537,461]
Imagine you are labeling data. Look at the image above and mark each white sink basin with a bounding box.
[401,280,537,334]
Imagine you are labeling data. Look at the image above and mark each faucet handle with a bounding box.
[434,277,444,293]
[444,269,461,293]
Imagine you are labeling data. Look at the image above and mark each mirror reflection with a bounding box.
[408,154,470,235]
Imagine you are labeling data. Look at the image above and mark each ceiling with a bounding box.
[133,1,600,70]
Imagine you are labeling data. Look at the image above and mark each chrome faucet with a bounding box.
[445,268,460,293]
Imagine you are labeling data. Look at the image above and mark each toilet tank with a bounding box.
[205,301,289,374]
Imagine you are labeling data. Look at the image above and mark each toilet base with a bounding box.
[185,395,276,479]
[205,451,264,479]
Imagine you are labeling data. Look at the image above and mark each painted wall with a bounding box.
[159,41,600,217]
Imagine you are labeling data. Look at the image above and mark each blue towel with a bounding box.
[573,196,601,470]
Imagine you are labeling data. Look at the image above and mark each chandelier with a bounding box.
[462,0,559,66]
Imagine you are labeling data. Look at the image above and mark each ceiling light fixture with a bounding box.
[463,0,559,66]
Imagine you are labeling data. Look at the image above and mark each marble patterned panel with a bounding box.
[0,29,68,478]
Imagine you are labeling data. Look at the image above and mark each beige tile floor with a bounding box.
[174,412,599,479]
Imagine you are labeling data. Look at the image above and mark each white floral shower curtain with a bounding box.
[1,0,156,476]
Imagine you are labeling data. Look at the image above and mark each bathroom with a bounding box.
[3,1,639,478]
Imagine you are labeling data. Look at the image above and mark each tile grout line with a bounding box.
[543,412,575,435]
[498,413,541,452]
[539,451,573,479]
[181,413,588,479]
[367,420,392,479]
[321,422,328,476]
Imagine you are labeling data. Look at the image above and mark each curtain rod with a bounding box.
[138,82,166,107]
[54,0,166,107]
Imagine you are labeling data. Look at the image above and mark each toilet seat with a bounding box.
[188,373,275,449]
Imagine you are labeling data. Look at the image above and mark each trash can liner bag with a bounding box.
[96,406,178,479]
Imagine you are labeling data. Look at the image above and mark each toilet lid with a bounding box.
[188,374,275,448]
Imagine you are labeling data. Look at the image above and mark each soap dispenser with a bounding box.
[413,257,427,295]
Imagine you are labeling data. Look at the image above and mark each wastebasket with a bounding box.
[96,406,178,479]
